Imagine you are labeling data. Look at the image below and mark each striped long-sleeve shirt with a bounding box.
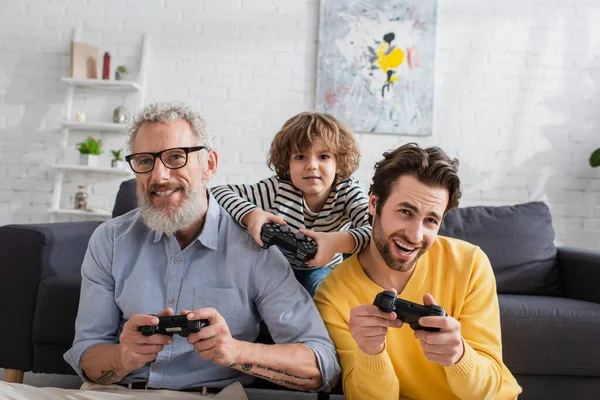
[211,175,372,270]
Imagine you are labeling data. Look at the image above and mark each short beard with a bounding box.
[371,215,426,273]
[137,182,206,235]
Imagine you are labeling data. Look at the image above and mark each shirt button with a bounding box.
[174,257,180,263]
[152,366,159,371]
[168,298,175,304]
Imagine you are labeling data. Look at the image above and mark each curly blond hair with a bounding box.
[267,112,360,180]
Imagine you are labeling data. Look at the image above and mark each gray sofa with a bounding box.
[439,201,600,399]
[1,178,599,399]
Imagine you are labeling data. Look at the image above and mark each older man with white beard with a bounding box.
[0,102,340,400]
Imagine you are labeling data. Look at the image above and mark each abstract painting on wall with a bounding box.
[316,1,438,136]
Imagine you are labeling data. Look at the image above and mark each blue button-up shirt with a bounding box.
[64,192,340,391]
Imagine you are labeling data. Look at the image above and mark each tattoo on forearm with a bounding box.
[251,371,312,390]
[256,364,313,381]
[226,362,237,368]
[238,363,315,389]
[96,370,119,385]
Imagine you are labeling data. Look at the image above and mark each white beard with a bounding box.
[138,185,206,235]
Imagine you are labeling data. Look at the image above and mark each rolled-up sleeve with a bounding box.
[252,247,341,391]
[63,222,121,380]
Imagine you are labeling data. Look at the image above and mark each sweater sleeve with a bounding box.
[210,176,279,225]
[341,178,372,253]
[443,248,506,400]
[314,293,399,400]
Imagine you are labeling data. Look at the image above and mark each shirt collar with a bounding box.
[151,191,220,250]
[197,191,219,250]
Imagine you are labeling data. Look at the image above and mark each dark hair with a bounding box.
[267,112,360,181]
[369,143,461,222]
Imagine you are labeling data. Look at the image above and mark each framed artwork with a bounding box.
[71,42,99,79]
[316,0,438,136]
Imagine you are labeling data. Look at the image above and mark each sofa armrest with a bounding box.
[557,246,600,304]
[0,221,101,371]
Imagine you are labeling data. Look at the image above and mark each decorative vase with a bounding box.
[115,70,128,81]
[74,186,88,210]
[111,160,125,169]
[80,154,99,167]
[113,106,130,124]
[102,52,111,80]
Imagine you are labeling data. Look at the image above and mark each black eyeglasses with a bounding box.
[125,146,207,174]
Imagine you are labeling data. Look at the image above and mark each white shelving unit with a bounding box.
[59,121,129,133]
[61,77,142,92]
[52,164,133,176]
[47,208,113,218]
[48,31,150,222]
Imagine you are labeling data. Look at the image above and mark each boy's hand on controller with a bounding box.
[414,293,464,367]
[243,209,286,247]
[119,307,174,371]
[298,229,339,267]
[181,308,241,368]
[348,288,403,355]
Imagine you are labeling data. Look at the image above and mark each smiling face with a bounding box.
[369,174,449,272]
[288,137,340,211]
[132,119,217,234]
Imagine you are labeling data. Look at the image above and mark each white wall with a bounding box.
[1,0,599,250]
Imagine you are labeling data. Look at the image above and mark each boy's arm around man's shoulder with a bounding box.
[210,176,280,225]
[340,177,372,253]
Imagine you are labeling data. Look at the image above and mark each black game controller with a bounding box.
[260,223,318,268]
[373,290,447,332]
[139,315,209,337]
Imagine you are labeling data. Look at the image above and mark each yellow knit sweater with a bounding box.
[314,236,522,400]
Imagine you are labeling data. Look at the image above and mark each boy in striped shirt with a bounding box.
[211,112,371,296]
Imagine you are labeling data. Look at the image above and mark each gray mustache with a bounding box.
[148,183,183,192]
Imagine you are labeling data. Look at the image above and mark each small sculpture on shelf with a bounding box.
[115,65,128,80]
[113,106,130,124]
[76,136,103,167]
[74,185,88,210]
[75,112,86,123]
[111,149,125,169]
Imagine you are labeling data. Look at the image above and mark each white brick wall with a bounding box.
[1,0,599,250]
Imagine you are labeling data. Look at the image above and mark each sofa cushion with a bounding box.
[499,294,600,377]
[32,343,77,375]
[32,276,81,347]
[439,202,561,295]
[112,178,137,218]
[513,375,600,400]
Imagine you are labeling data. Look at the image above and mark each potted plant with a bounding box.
[115,65,128,80]
[591,148,600,168]
[111,149,125,169]
[76,136,103,167]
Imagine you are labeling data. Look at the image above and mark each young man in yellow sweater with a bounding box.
[314,144,522,400]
